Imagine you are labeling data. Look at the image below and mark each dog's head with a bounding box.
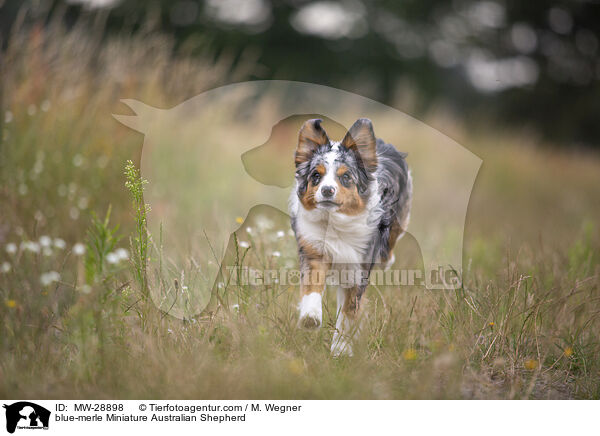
[294,118,378,215]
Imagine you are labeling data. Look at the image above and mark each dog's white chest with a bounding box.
[296,210,374,265]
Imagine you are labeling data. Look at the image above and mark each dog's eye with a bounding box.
[311,172,321,185]
[340,173,352,187]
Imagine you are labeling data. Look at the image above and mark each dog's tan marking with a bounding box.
[342,286,365,319]
[337,188,365,215]
[335,165,366,216]
[301,258,329,297]
[300,181,318,210]
[335,165,348,177]
[385,220,403,261]
[297,236,324,260]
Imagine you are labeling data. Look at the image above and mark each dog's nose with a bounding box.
[321,185,335,198]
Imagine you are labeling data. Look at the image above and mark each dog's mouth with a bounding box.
[317,200,341,208]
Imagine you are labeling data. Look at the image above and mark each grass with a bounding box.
[1,15,599,399]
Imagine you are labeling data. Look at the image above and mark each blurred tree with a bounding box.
[2,0,600,147]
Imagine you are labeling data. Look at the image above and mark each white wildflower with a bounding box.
[106,252,119,264]
[238,240,250,248]
[53,238,66,249]
[1,262,11,273]
[272,251,281,257]
[73,243,86,256]
[256,215,274,230]
[39,235,52,247]
[232,304,240,312]
[80,284,92,294]
[32,160,44,175]
[276,230,285,238]
[97,155,109,169]
[5,243,17,254]
[21,241,40,253]
[115,248,129,261]
[246,226,253,234]
[43,247,53,257]
[77,197,89,210]
[40,271,60,286]
[69,207,80,220]
[72,154,84,167]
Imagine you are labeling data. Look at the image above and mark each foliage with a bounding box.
[2,0,600,146]
[85,206,121,284]
[124,160,150,295]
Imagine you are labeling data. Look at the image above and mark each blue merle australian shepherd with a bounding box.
[289,118,412,356]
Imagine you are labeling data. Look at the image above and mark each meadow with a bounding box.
[1,19,599,399]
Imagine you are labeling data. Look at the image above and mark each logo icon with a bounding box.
[3,402,50,434]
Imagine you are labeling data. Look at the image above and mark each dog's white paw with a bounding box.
[298,292,322,329]
[331,336,353,357]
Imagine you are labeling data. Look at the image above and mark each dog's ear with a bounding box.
[341,118,377,173]
[295,119,329,167]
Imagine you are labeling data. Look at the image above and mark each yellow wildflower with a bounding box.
[5,299,17,308]
[235,217,244,224]
[403,348,417,361]
[564,347,574,357]
[524,359,538,370]
[288,358,304,375]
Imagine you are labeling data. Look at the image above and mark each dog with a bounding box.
[289,118,412,356]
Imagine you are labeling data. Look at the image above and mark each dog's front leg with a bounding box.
[330,284,367,357]
[298,258,329,329]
